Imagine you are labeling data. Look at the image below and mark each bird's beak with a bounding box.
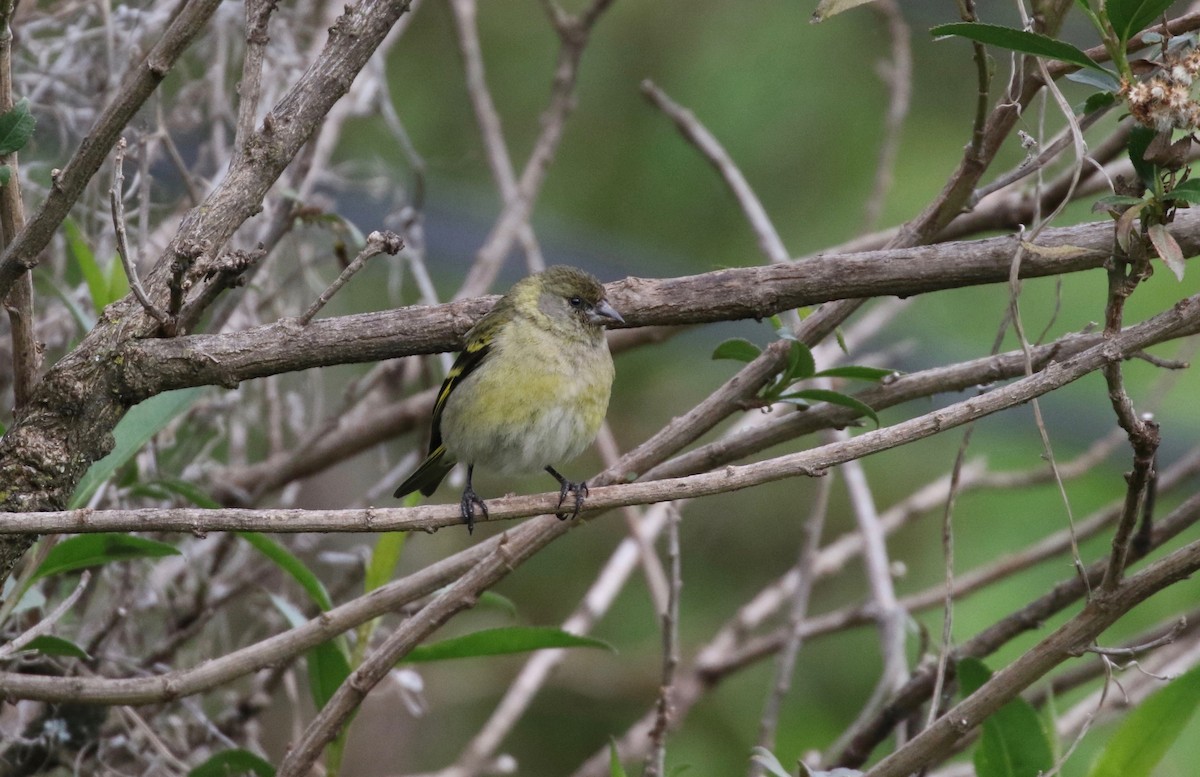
[590,298,624,327]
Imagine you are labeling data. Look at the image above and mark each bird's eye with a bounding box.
[568,296,584,308]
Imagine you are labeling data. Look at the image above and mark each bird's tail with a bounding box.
[394,445,455,498]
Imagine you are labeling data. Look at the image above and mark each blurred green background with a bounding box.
[255,0,1200,774]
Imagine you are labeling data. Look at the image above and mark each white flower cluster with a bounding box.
[1123,47,1200,131]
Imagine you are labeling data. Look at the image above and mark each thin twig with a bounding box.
[0,570,91,659]
[456,0,615,299]
[0,0,38,408]
[643,504,682,777]
[231,0,278,169]
[110,137,171,328]
[749,473,833,777]
[1083,618,1186,657]
[448,0,544,271]
[641,80,790,265]
[826,444,910,758]
[862,0,911,231]
[298,230,403,325]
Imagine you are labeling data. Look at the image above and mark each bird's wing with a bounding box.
[428,334,492,453]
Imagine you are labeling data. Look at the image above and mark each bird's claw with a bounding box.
[555,480,588,521]
[460,486,488,534]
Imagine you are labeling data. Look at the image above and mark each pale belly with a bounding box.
[439,346,612,474]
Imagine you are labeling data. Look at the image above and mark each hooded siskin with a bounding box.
[394,265,623,531]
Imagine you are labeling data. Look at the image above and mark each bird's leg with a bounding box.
[545,466,588,521]
[460,464,488,534]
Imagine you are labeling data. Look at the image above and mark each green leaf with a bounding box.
[780,340,816,385]
[0,98,35,156]
[64,218,109,316]
[1093,194,1149,210]
[712,338,762,362]
[812,365,895,381]
[189,749,276,777]
[108,251,130,301]
[71,387,206,508]
[777,389,880,426]
[21,635,90,660]
[32,534,180,581]
[477,591,519,618]
[609,740,629,777]
[142,477,222,509]
[402,626,613,663]
[959,658,1054,777]
[241,533,334,612]
[33,272,95,331]
[931,22,1111,74]
[1107,0,1177,45]
[1067,67,1123,93]
[1087,662,1200,777]
[1164,178,1200,204]
[363,533,406,594]
[269,594,351,711]
[1128,124,1159,189]
[0,164,10,185]
[1081,90,1118,114]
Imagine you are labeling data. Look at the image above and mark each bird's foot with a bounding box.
[555,480,588,521]
[545,466,588,521]
[460,485,488,534]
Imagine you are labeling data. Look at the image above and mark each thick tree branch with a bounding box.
[117,212,1200,398]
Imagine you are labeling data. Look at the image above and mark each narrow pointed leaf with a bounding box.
[812,365,896,381]
[22,635,90,660]
[777,389,880,426]
[32,534,180,581]
[931,23,1110,74]
[269,594,351,710]
[190,749,276,777]
[0,98,35,155]
[1164,178,1200,204]
[363,532,406,593]
[71,387,206,508]
[1067,68,1122,93]
[64,218,108,316]
[609,740,629,777]
[1108,0,1177,44]
[781,340,816,384]
[401,626,612,663]
[959,658,1055,777]
[1128,125,1159,188]
[241,532,334,611]
[1087,662,1200,777]
[712,338,762,362]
